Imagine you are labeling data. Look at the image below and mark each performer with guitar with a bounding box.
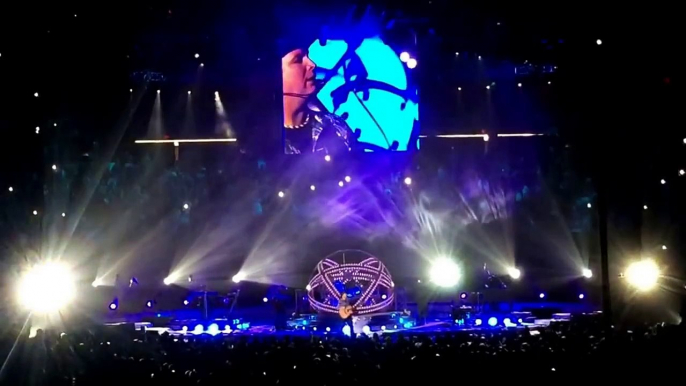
[338,293,355,336]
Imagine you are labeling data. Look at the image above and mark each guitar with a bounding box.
[339,305,354,319]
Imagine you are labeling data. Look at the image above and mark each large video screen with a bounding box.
[281,29,419,154]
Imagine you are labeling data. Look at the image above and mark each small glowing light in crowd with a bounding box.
[52,164,57,170]
[643,205,648,210]
[661,179,666,184]
[488,317,498,326]
[183,203,189,210]
[596,39,602,45]
[262,297,268,303]
[460,292,468,299]
[399,52,410,62]
[32,210,38,216]
[17,262,76,313]
[188,91,191,95]
[518,83,522,87]
[455,52,459,56]
[278,191,285,198]
[34,92,39,97]
[483,134,489,142]
[305,284,311,291]
[579,293,585,299]
[625,259,660,291]
[458,87,462,91]
[582,268,593,278]
[61,213,65,217]
[429,258,461,288]
[8,187,13,192]
[194,53,200,58]
[478,55,482,60]
[407,58,417,69]
[539,293,546,299]
[344,176,351,183]
[324,154,331,162]
[587,203,592,208]
[486,85,490,90]
[662,245,667,250]
[338,181,344,187]
[53,123,57,127]
[200,63,204,67]
[232,272,245,283]
[548,81,552,85]
[310,185,316,191]
[679,169,685,176]
[129,89,132,93]
[35,126,40,134]
[404,177,412,185]
[507,267,521,279]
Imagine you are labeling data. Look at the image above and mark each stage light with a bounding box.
[338,181,344,187]
[129,89,132,93]
[183,300,189,306]
[404,177,412,185]
[458,87,462,91]
[156,90,160,94]
[183,203,189,210]
[305,284,311,291]
[662,245,667,250]
[539,292,546,299]
[32,210,38,216]
[34,92,39,97]
[625,259,660,291]
[344,176,351,183]
[407,58,417,69]
[548,81,552,85]
[578,294,585,299]
[262,297,268,303]
[187,275,193,282]
[518,83,522,87]
[207,323,219,335]
[187,90,191,95]
[324,154,331,162]
[460,292,468,299]
[232,272,245,283]
[52,164,57,170]
[145,301,153,308]
[35,126,40,134]
[488,317,498,326]
[92,278,103,287]
[486,85,490,90]
[596,39,602,45]
[310,185,316,191]
[478,55,482,60]
[399,52,410,62]
[507,267,521,279]
[193,324,203,334]
[587,203,592,208]
[474,318,482,326]
[17,262,76,313]
[342,325,351,336]
[678,169,684,176]
[8,187,13,192]
[483,134,489,142]
[582,268,593,278]
[362,325,371,334]
[644,205,648,210]
[109,300,118,310]
[163,277,173,285]
[61,213,65,217]
[381,294,387,299]
[200,63,204,67]
[661,179,666,184]
[194,53,200,58]
[429,258,461,288]
[278,191,285,198]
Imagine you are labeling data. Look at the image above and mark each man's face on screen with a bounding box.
[282,48,316,96]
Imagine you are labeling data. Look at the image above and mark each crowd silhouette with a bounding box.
[0,316,682,385]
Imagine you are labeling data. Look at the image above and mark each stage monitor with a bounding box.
[281,23,419,154]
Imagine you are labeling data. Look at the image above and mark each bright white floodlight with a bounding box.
[429,258,461,288]
[625,259,660,292]
[507,267,521,279]
[17,262,76,313]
